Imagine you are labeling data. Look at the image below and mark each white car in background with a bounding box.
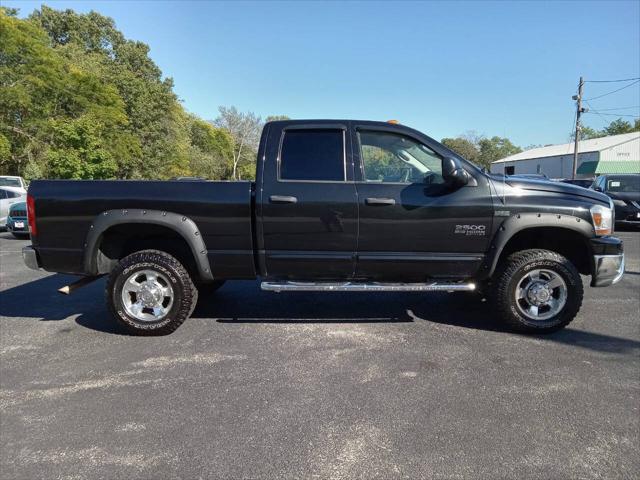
[0,186,26,227]
[0,176,27,191]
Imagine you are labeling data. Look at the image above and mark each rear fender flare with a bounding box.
[481,212,594,278]
[83,209,213,281]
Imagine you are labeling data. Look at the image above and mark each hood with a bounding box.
[490,175,610,204]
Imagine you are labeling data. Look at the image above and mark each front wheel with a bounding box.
[106,250,198,335]
[491,249,583,333]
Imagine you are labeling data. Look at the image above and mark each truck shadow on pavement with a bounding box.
[1,275,639,354]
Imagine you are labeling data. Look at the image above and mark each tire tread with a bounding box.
[491,248,583,333]
[106,249,197,336]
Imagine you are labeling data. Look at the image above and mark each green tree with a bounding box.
[573,118,640,141]
[28,6,190,179]
[214,106,262,180]
[265,115,290,122]
[577,125,602,140]
[0,133,10,163]
[441,137,480,163]
[188,116,234,179]
[46,116,118,179]
[602,118,639,136]
[477,136,522,169]
[0,8,136,179]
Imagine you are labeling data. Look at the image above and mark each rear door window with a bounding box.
[279,129,345,181]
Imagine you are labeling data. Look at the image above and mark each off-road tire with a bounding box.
[106,249,197,335]
[491,249,583,333]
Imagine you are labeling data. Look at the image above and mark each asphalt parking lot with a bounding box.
[1,231,639,479]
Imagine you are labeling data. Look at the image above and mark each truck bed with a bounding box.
[28,180,256,278]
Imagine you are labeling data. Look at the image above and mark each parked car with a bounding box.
[0,186,26,227]
[6,201,29,238]
[591,174,640,227]
[0,175,27,191]
[23,119,624,336]
[557,178,593,189]
[508,173,549,180]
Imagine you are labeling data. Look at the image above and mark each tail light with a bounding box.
[27,194,37,236]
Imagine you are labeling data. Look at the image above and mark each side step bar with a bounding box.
[261,281,476,293]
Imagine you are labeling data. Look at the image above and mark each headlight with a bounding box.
[590,204,613,236]
[612,199,627,207]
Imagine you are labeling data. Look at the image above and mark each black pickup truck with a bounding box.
[23,120,625,335]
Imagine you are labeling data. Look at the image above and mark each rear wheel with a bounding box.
[491,249,583,333]
[106,249,197,335]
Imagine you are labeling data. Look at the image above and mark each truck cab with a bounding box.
[256,120,491,282]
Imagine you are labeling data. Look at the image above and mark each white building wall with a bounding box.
[599,137,640,163]
[490,151,598,179]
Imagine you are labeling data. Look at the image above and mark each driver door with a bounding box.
[352,127,493,281]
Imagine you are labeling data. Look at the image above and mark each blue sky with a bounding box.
[7,0,640,147]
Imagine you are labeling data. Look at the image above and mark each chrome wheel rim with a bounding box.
[514,269,567,322]
[121,269,174,322]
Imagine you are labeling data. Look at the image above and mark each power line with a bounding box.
[584,100,615,127]
[584,77,640,83]
[586,111,640,118]
[592,105,640,111]
[584,100,615,125]
[585,79,640,101]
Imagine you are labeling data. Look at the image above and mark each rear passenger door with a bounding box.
[259,124,358,280]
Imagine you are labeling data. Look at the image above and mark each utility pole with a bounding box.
[572,77,585,179]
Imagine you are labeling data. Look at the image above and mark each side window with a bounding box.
[7,190,19,198]
[279,129,345,181]
[359,131,444,184]
[0,190,7,200]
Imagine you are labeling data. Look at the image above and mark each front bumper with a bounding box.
[590,236,624,287]
[22,246,41,270]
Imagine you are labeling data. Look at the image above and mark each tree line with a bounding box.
[0,6,285,181]
[1,6,638,180]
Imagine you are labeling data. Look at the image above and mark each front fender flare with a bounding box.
[480,212,594,279]
[83,209,213,281]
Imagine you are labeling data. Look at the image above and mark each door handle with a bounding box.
[269,195,298,204]
[365,197,396,206]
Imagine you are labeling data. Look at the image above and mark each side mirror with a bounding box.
[441,156,470,188]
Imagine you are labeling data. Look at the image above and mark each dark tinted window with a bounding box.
[280,129,344,181]
[0,189,6,199]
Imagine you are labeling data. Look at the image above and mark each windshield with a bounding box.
[0,177,21,187]
[606,176,640,193]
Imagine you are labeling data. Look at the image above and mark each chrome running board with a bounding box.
[261,281,476,293]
